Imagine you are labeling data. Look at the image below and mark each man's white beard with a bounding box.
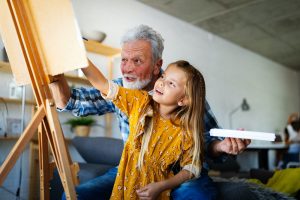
[123,77,152,90]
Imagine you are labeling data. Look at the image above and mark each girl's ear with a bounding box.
[178,97,189,107]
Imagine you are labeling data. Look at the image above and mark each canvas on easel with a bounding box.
[0,0,30,84]
[0,0,87,85]
[0,0,87,199]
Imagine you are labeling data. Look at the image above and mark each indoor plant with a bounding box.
[65,116,96,137]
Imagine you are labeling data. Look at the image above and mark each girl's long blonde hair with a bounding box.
[138,60,206,177]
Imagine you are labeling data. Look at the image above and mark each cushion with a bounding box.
[72,137,123,165]
[213,177,294,200]
[266,168,300,196]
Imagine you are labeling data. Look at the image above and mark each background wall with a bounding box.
[71,0,300,132]
[0,0,299,199]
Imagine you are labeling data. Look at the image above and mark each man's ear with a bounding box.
[154,59,163,75]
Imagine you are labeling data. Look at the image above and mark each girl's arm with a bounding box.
[81,59,109,95]
[136,170,193,199]
[157,169,193,190]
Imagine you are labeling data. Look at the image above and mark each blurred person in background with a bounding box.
[277,113,300,168]
[284,113,300,146]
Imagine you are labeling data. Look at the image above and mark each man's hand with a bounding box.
[210,137,251,157]
[136,182,163,200]
[216,137,251,155]
[49,73,71,109]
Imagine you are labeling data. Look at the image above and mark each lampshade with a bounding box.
[229,98,250,129]
[241,98,250,111]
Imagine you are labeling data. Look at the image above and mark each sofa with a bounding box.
[50,137,296,200]
[50,137,123,200]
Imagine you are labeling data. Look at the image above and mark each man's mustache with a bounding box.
[123,74,138,79]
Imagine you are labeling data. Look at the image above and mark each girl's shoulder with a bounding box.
[119,87,149,99]
[121,87,152,105]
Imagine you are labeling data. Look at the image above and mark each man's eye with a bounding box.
[134,59,141,64]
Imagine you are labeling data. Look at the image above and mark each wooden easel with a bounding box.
[0,0,87,199]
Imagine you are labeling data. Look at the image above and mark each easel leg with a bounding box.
[38,123,50,200]
[29,141,39,200]
[45,100,78,199]
[0,107,45,185]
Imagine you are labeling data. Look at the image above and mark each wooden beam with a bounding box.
[0,136,20,140]
[0,61,11,73]
[0,106,45,185]
[84,40,121,57]
[0,96,36,105]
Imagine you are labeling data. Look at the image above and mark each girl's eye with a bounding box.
[169,82,175,87]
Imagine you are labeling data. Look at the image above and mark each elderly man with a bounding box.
[51,25,250,200]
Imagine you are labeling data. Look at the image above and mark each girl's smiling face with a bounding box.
[153,64,187,107]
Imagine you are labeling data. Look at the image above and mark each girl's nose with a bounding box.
[160,80,164,87]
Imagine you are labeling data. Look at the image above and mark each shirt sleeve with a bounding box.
[57,86,115,117]
[180,133,200,178]
[204,100,234,163]
[102,82,149,117]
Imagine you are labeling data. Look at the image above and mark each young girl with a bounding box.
[82,60,206,199]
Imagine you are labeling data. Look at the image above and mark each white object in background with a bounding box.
[287,124,299,142]
[81,30,106,42]
[210,128,276,141]
[9,80,22,99]
[77,69,84,77]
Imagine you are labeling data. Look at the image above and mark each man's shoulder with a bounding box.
[112,78,123,86]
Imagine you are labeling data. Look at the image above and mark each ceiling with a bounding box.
[138,0,300,71]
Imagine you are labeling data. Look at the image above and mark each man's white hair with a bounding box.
[121,25,164,63]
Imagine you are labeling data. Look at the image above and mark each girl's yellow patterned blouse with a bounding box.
[105,83,196,200]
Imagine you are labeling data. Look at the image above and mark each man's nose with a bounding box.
[124,62,134,73]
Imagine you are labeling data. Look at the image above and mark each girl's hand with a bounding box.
[136,182,163,200]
